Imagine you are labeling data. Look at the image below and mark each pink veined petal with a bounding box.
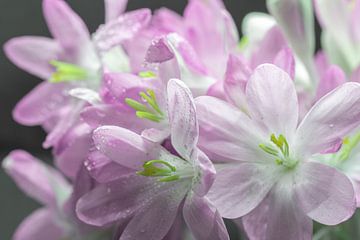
[152,7,185,34]
[192,150,216,197]
[250,26,287,69]
[13,208,65,240]
[2,150,71,207]
[119,182,188,240]
[162,211,185,240]
[315,65,346,101]
[93,9,151,52]
[4,36,60,79]
[207,163,279,219]
[294,161,356,225]
[195,96,266,163]
[223,54,251,109]
[183,195,229,240]
[43,0,91,51]
[246,64,299,139]
[167,79,198,161]
[242,187,313,240]
[13,82,69,126]
[76,175,186,227]
[273,47,296,79]
[54,123,92,179]
[93,126,160,170]
[104,0,127,23]
[85,149,133,183]
[295,82,360,156]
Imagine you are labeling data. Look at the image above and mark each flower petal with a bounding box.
[4,36,60,79]
[192,150,216,196]
[295,82,360,156]
[167,79,198,160]
[105,0,127,23]
[246,64,299,138]
[195,96,265,163]
[93,126,160,169]
[315,65,346,101]
[273,47,295,79]
[207,163,278,219]
[43,0,91,51]
[13,82,69,126]
[119,183,188,240]
[294,161,356,225]
[2,150,71,207]
[183,195,229,240]
[13,208,65,240]
[243,187,313,240]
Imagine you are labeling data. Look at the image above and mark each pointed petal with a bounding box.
[183,195,229,240]
[195,96,265,163]
[296,82,360,156]
[13,82,69,126]
[223,54,251,109]
[93,126,160,169]
[243,188,313,240]
[315,65,346,100]
[246,64,299,138]
[273,47,296,79]
[295,161,356,225]
[13,208,65,240]
[207,163,278,219]
[94,9,151,52]
[119,183,187,240]
[4,36,60,79]
[167,79,198,160]
[2,150,71,207]
[43,0,91,51]
[105,0,127,23]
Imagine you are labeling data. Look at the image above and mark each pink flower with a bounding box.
[76,79,228,240]
[195,64,360,239]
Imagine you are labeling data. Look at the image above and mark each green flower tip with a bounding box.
[138,71,156,78]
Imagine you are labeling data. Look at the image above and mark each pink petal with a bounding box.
[246,64,299,138]
[207,163,278,219]
[315,65,346,101]
[2,150,71,207]
[93,126,160,169]
[250,26,287,68]
[167,79,198,160]
[273,47,296,79]
[43,0,91,51]
[13,208,65,240]
[192,150,216,196]
[243,189,313,240]
[4,36,60,79]
[85,150,133,183]
[294,161,356,225]
[183,195,229,240]
[223,54,251,109]
[105,0,127,23]
[295,82,360,156]
[93,9,151,52]
[195,96,265,163]
[13,82,69,126]
[119,183,188,240]
[152,8,185,34]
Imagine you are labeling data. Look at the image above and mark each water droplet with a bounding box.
[329,124,334,128]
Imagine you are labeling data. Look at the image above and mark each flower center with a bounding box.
[49,60,88,83]
[125,89,165,123]
[259,133,298,169]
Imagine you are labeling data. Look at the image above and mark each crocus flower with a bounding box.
[76,79,228,240]
[4,0,150,149]
[195,64,360,239]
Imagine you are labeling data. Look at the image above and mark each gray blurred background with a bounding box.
[0,0,267,239]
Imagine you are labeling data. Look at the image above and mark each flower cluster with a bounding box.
[4,0,360,239]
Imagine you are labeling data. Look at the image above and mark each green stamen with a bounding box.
[125,89,164,122]
[260,133,297,168]
[238,36,249,51]
[334,132,360,163]
[49,60,87,83]
[138,71,156,78]
[137,160,179,182]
